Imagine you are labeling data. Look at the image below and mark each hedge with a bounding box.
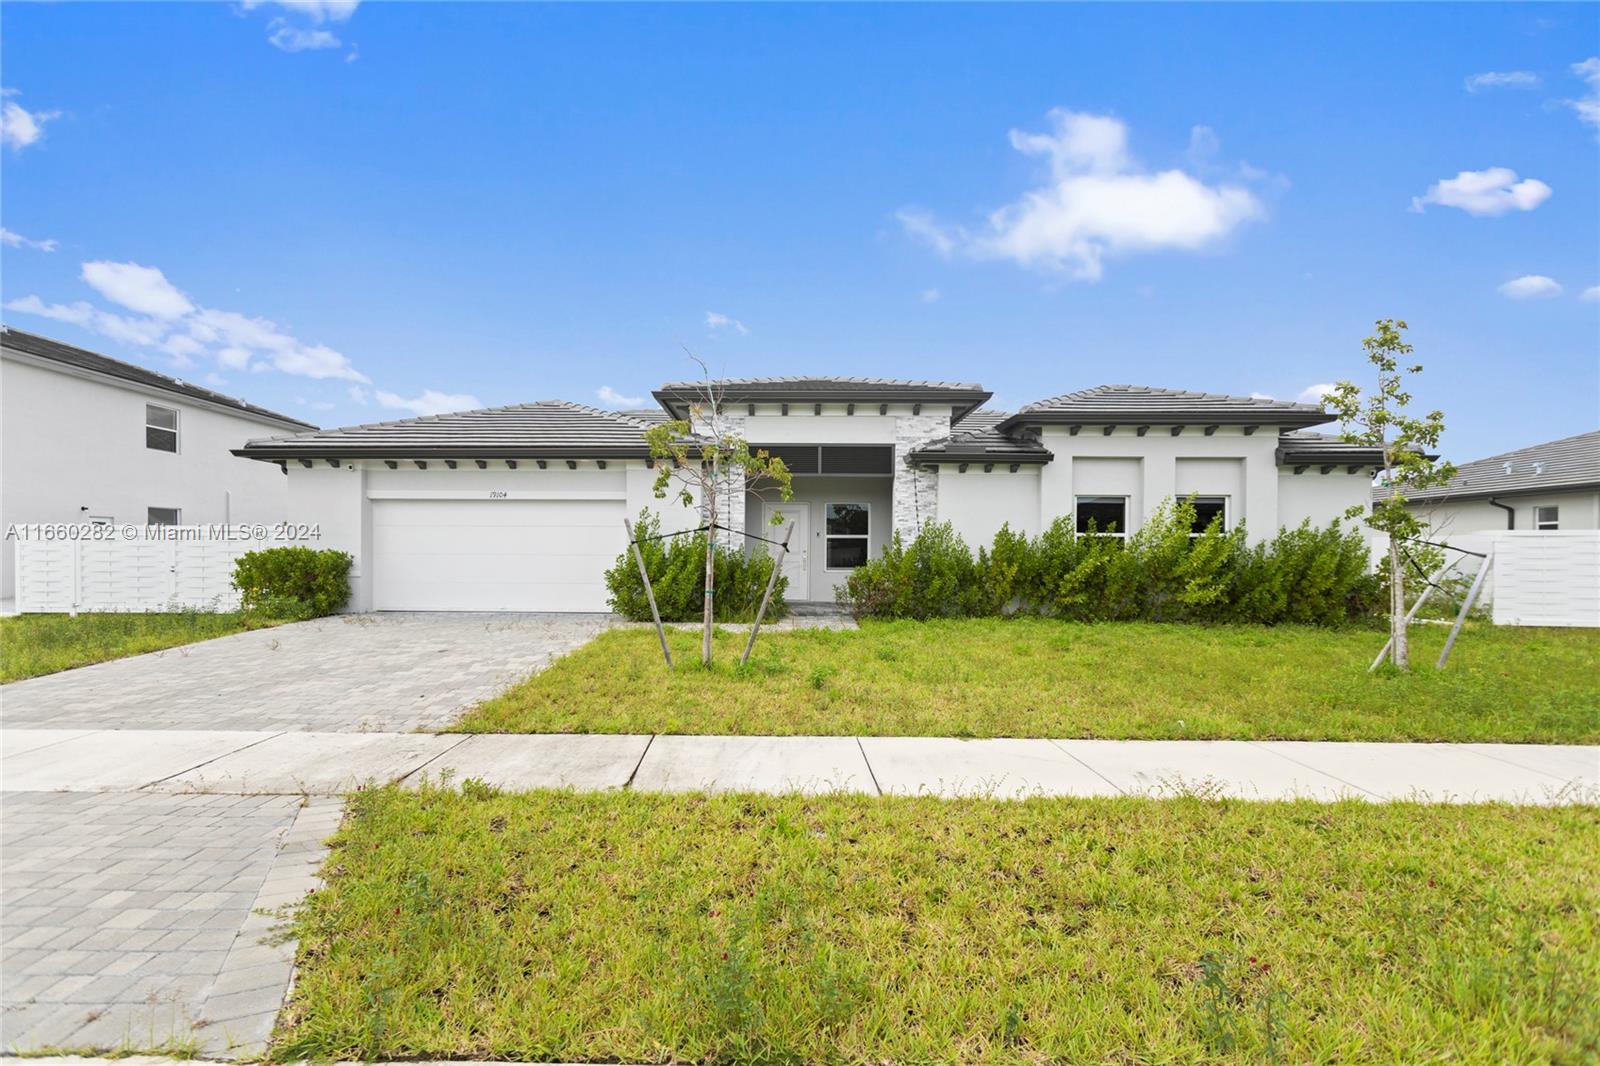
[841,498,1381,626]
[605,510,788,623]
[232,546,353,620]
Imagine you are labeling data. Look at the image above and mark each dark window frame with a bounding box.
[145,403,179,453]
[824,501,870,570]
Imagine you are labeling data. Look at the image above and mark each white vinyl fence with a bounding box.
[1490,531,1600,628]
[13,526,257,614]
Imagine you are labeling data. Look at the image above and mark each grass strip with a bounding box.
[458,618,1600,742]
[276,786,1599,1063]
[0,612,281,682]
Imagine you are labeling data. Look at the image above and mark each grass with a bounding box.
[0,611,283,682]
[457,618,1600,743]
[275,785,1600,1064]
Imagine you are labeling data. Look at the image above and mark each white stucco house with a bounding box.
[1,326,315,600]
[233,376,1384,612]
[1373,429,1600,536]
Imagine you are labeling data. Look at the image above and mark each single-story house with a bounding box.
[1373,429,1600,536]
[1,326,316,602]
[234,377,1385,612]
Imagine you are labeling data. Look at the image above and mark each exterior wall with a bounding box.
[0,352,299,600]
[1034,425,1284,544]
[1277,469,1373,531]
[1410,490,1600,538]
[937,465,1042,548]
[744,474,893,601]
[695,402,952,543]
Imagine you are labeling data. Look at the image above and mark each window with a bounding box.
[825,502,870,568]
[1535,506,1559,531]
[87,515,114,526]
[1189,496,1228,536]
[146,404,178,452]
[1075,496,1127,537]
[147,507,180,526]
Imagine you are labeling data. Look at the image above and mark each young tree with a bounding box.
[643,363,792,666]
[1325,319,1455,670]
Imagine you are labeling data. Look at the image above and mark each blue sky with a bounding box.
[2,2,1595,460]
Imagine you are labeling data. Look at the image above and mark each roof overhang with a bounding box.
[907,445,1054,465]
[1001,409,1334,433]
[653,384,992,422]
[1377,481,1600,506]
[233,444,651,462]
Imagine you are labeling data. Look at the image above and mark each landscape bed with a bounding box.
[0,611,281,683]
[457,618,1600,743]
[276,786,1599,1063]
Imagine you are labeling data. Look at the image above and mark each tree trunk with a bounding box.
[702,519,715,666]
[1388,536,1409,670]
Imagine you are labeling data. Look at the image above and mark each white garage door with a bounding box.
[371,498,625,612]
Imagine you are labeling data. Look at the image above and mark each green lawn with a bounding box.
[275,786,1600,1064]
[458,619,1600,743]
[0,612,282,683]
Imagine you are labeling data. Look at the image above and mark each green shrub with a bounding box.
[842,498,1381,627]
[604,510,787,623]
[232,546,352,620]
[841,522,982,620]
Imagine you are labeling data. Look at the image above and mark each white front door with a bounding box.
[764,502,810,601]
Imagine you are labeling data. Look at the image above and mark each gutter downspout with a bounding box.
[1487,497,1515,530]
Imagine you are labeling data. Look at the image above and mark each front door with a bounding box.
[764,502,810,600]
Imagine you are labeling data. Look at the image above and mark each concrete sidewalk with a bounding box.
[3,729,1595,803]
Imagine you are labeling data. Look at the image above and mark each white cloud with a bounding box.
[1498,275,1563,299]
[899,108,1264,281]
[81,260,194,318]
[267,23,342,52]
[376,389,480,417]
[1580,285,1600,303]
[705,311,749,335]
[0,93,61,151]
[596,385,642,407]
[919,288,942,304]
[347,385,370,404]
[242,0,360,22]
[1464,70,1540,92]
[8,258,369,383]
[2,295,167,347]
[1249,391,1274,401]
[1296,383,1335,404]
[0,226,57,252]
[1410,167,1552,216]
[1568,57,1600,130]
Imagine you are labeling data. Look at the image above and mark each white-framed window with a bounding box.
[1189,496,1228,536]
[146,404,178,453]
[824,502,870,569]
[1534,506,1559,531]
[1075,495,1128,538]
[147,507,180,526]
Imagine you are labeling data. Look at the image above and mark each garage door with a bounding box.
[371,498,625,611]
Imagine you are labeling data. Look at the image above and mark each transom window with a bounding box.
[1075,496,1127,538]
[825,502,870,569]
[147,507,180,526]
[1189,496,1228,536]
[145,404,178,452]
[1534,506,1559,531]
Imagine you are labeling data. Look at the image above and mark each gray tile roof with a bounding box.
[235,401,653,461]
[1372,429,1600,503]
[2,325,315,429]
[1002,384,1332,429]
[652,377,991,419]
[907,409,1054,464]
[618,407,669,423]
[1277,431,1387,467]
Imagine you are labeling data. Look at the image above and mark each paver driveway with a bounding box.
[0,612,611,733]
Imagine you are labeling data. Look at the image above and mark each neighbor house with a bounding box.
[1,326,315,601]
[1372,429,1600,537]
[233,377,1384,612]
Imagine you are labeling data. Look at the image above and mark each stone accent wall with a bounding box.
[892,411,951,538]
[690,406,749,549]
